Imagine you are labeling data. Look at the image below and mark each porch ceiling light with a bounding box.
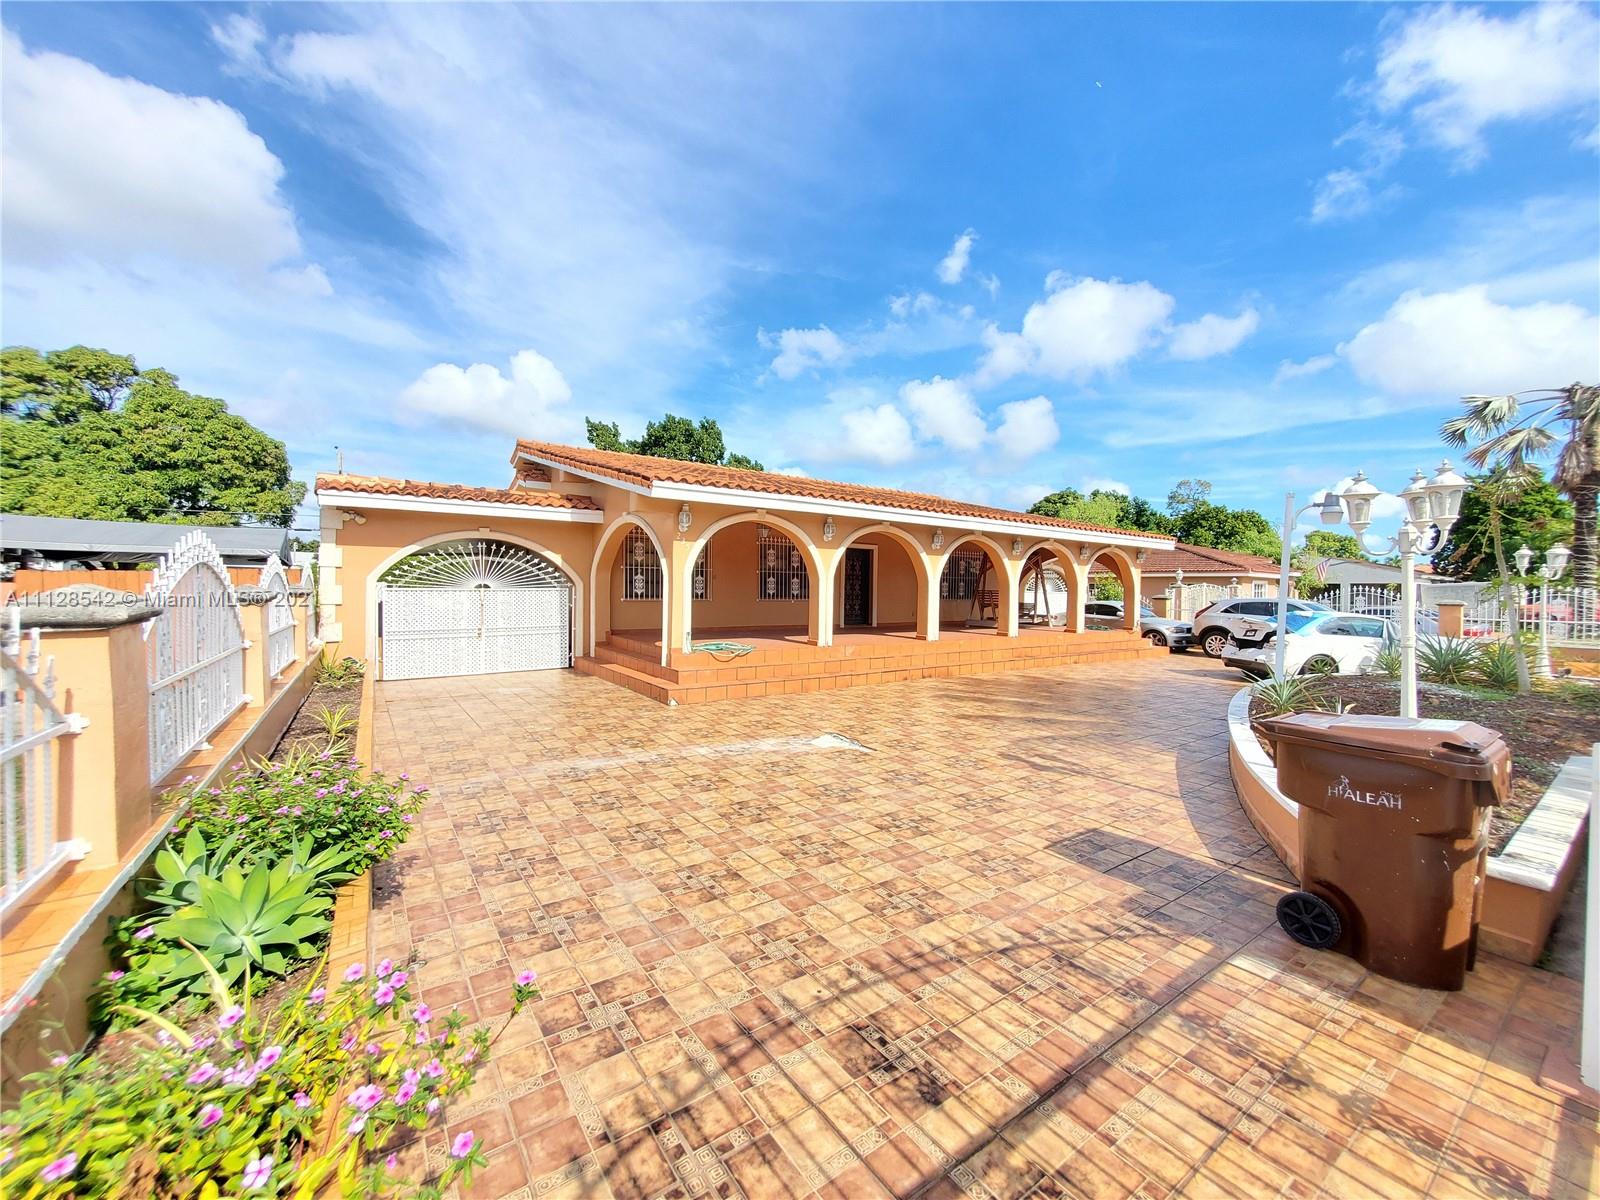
[1423,460,1468,531]
[823,516,836,542]
[1340,471,1380,533]
[677,503,693,534]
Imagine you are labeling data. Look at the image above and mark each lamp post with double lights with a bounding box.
[1273,491,1348,681]
[1334,463,1469,719]
[1514,541,1572,679]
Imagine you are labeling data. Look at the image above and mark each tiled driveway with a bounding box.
[371,656,1596,1200]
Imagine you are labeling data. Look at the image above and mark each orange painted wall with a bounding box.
[832,534,919,628]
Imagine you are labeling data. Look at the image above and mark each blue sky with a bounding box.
[4,3,1598,537]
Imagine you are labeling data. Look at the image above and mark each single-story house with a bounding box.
[313,440,1176,703]
[1095,542,1293,600]
[1,513,292,571]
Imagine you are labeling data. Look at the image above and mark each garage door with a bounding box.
[377,539,572,680]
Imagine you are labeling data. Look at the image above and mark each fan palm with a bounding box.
[1441,383,1598,589]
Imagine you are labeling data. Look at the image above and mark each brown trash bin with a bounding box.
[1259,713,1511,991]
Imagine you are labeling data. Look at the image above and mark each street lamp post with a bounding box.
[1273,491,1347,681]
[1515,542,1573,678]
[1334,463,1468,719]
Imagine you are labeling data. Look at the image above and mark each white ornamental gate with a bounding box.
[259,554,298,680]
[145,532,248,783]
[377,539,572,681]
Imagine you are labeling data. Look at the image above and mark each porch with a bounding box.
[576,623,1163,705]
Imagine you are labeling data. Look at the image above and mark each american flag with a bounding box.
[1313,558,1334,584]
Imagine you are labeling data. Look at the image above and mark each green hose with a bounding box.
[691,640,755,659]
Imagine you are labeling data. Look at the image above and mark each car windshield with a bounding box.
[1295,600,1332,612]
[1284,612,1324,635]
[1139,606,1156,617]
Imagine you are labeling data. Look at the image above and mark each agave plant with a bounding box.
[141,827,245,911]
[1416,635,1481,685]
[1475,639,1525,691]
[315,703,358,748]
[1371,644,1403,679]
[151,857,333,991]
[1250,673,1326,718]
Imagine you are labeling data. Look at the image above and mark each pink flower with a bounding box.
[348,1083,384,1112]
[515,970,538,987]
[105,969,125,982]
[198,1103,224,1130]
[256,1045,283,1070]
[50,1054,69,1067]
[308,987,326,1003]
[241,1153,273,1190]
[219,1005,246,1029]
[412,1003,431,1024]
[388,971,409,987]
[395,1079,417,1104]
[343,963,365,982]
[376,959,394,977]
[426,1097,441,1114]
[187,1062,220,1086]
[134,926,155,941]
[40,1152,77,1182]
[423,1059,445,1079]
[450,1132,475,1159]
[293,1091,312,1109]
[373,984,397,1006]
[348,1115,367,1135]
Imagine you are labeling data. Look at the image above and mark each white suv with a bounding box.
[1190,598,1332,658]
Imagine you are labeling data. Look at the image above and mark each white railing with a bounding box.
[1169,583,1237,621]
[144,532,248,783]
[2,610,89,914]
[260,554,297,679]
[1428,584,1600,644]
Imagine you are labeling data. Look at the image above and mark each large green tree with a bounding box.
[1441,383,1596,588]
[1,346,304,526]
[1029,487,1175,535]
[1430,468,1573,581]
[585,414,763,471]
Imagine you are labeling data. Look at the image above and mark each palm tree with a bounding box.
[1441,383,1598,590]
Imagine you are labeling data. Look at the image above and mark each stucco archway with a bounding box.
[1021,541,1087,632]
[680,512,825,652]
[591,514,672,665]
[1086,546,1141,630]
[825,523,934,639]
[933,532,1016,636]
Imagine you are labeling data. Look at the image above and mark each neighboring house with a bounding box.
[1,513,292,571]
[1096,542,1294,600]
[313,439,1175,701]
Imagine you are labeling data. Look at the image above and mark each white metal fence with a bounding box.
[144,532,248,783]
[2,610,88,914]
[1307,583,1399,617]
[1423,583,1600,643]
[1170,583,1237,620]
[260,554,297,679]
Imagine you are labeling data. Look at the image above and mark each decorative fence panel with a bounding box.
[1170,583,1237,621]
[259,555,297,679]
[144,532,248,783]
[2,610,87,914]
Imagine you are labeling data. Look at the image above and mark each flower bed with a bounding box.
[0,682,537,1197]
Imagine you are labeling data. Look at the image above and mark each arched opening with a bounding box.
[1018,545,1080,631]
[682,515,822,649]
[592,516,679,666]
[829,526,932,639]
[936,535,1013,636]
[1085,548,1139,631]
[374,537,575,679]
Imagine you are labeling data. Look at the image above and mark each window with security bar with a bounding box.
[940,548,987,600]
[618,529,710,601]
[756,527,809,601]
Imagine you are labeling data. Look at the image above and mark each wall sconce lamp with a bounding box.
[677,504,693,534]
[1011,537,1024,557]
[931,529,945,550]
[822,517,836,542]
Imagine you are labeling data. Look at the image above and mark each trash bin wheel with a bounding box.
[1277,890,1342,949]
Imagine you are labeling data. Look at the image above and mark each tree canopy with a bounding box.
[1030,477,1282,558]
[1,346,304,527]
[1029,487,1175,535]
[585,414,764,471]
[1430,469,1573,581]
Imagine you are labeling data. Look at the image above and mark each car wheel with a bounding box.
[1144,630,1167,648]
[1199,629,1230,658]
[1300,654,1339,676]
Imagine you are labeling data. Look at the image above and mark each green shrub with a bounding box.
[1475,640,1524,691]
[1,955,542,1198]
[178,757,424,878]
[317,652,366,688]
[1416,635,1481,685]
[1372,644,1403,679]
[316,704,358,749]
[1250,673,1326,717]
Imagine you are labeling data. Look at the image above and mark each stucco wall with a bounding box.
[830,534,920,629]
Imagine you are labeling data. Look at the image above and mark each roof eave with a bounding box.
[313,487,603,523]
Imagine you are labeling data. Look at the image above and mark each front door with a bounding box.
[842,547,872,626]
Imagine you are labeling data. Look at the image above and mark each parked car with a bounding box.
[1349,597,1440,634]
[1082,600,1194,651]
[1189,597,1332,658]
[1225,611,1394,678]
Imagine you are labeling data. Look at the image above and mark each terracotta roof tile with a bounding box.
[315,473,600,510]
[513,440,1170,542]
[1098,543,1289,576]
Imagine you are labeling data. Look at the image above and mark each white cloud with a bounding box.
[1273,355,1338,385]
[771,466,811,477]
[937,229,976,285]
[1338,285,1600,396]
[978,273,1000,299]
[1374,3,1600,166]
[397,349,577,438]
[992,397,1059,459]
[210,14,268,75]
[837,404,916,465]
[1167,307,1260,361]
[762,326,848,380]
[1311,169,1381,224]
[1084,477,1131,495]
[1,30,307,276]
[976,276,1175,386]
[899,376,987,451]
